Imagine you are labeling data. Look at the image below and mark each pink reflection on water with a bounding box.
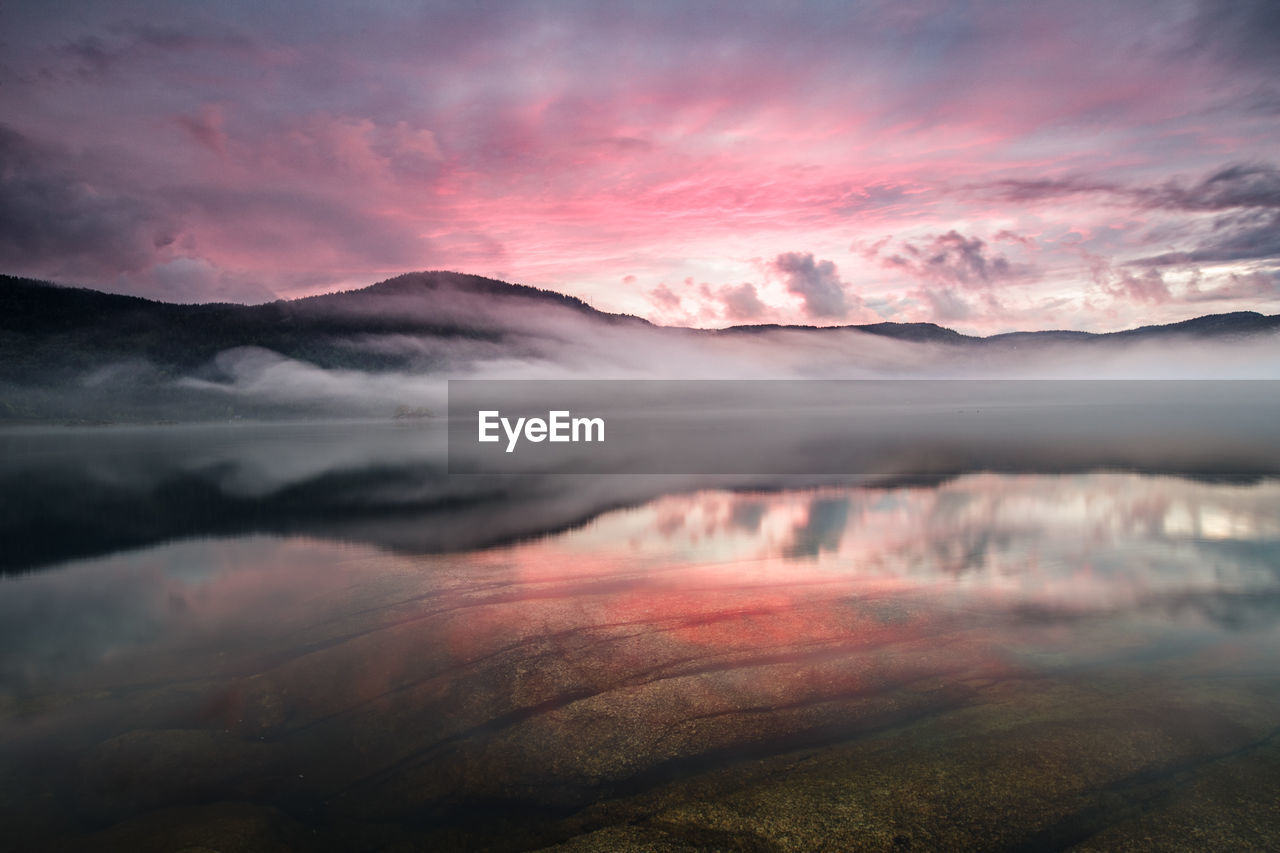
[499,474,1280,614]
[3,473,1280,824]
[6,472,1274,710]
[420,473,1278,731]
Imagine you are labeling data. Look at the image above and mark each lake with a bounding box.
[2,418,1279,851]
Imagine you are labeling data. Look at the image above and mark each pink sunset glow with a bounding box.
[2,1,1278,332]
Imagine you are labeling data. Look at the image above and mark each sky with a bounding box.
[1,0,1278,333]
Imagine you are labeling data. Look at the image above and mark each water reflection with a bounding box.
[2,472,1279,850]
[565,477,1280,616]
[3,412,1278,575]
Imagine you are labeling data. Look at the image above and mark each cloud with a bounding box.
[771,252,852,319]
[61,23,263,78]
[0,124,176,280]
[1132,210,1280,266]
[1139,163,1280,212]
[719,282,766,321]
[1190,0,1280,75]
[873,231,1020,289]
[984,176,1119,204]
[176,105,228,157]
[978,163,1280,277]
[916,286,975,321]
[252,115,445,186]
[980,162,1280,213]
[994,229,1036,248]
[139,257,276,304]
[1184,270,1280,303]
[1105,268,1172,305]
[2,1,1278,324]
[168,185,428,269]
[644,279,768,326]
[648,283,682,312]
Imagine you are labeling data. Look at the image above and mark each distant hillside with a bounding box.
[5,272,1276,371]
[718,321,973,343]
[0,271,647,381]
[0,271,656,421]
[721,313,1280,343]
[1,270,1277,422]
[319,271,634,317]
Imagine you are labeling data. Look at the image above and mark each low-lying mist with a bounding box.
[3,404,1277,575]
[2,273,1278,423]
[154,325,1280,422]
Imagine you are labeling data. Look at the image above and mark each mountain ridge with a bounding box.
[3,270,1277,422]
[4,270,1277,341]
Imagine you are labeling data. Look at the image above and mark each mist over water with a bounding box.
[98,323,1280,419]
[5,277,1279,423]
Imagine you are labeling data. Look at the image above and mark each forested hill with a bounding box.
[0,271,649,381]
[5,271,1278,381]
[2,271,1277,423]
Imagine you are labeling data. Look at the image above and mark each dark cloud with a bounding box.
[176,107,227,157]
[0,124,175,280]
[1132,209,1280,266]
[62,35,118,76]
[877,231,1018,289]
[985,162,1280,213]
[62,24,260,78]
[981,163,1280,271]
[0,124,357,302]
[1190,0,1280,75]
[771,252,851,319]
[985,176,1119,204]
[1139,163,1280,212]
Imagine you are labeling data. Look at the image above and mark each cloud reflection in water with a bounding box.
[2,472,1279,849]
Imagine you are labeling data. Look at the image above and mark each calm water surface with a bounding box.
[1,425,1279,851]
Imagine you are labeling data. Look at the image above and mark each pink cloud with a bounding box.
[1,1,1278,328]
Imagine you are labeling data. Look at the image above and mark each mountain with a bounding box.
[720,313,1280,343]
[719,321,973,343]
[1,271,1277,422]
[0,271,647,379]
[4,272,1277,369]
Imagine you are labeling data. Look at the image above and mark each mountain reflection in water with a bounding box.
[2,470,1279,851]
